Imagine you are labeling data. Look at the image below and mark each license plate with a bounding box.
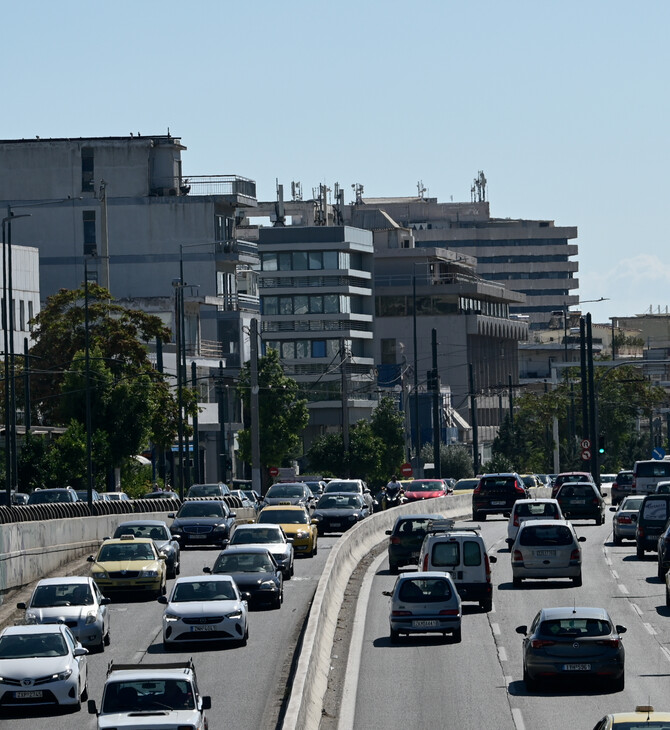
[189,534,208,540]
[491,500,506,506]
[14,691,43,698]
[535,550,556,557]
[570,499,585,504]
[563,663,591,671]
[331,522,342,529]
[412,620,438,628]
[191,625,216,632]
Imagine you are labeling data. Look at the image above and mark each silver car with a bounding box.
[516,606,626,692]
[610,495,644,545]
[227,523,295,579]
[383,571,462,643]
[512,519,585,587]
[17,576,110,651]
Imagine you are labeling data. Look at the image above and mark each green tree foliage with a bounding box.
[421,443,474,480]
[237,348,309,477]
[368,395,406,485]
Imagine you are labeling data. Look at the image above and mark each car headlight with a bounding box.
[85,612,98,625]
[24,613,38,624]
[139,570,159,578]
[94,571,109,580]
[164,612,180,622]
[226,610,243,619]
[50,669,72,682]
[212,525,228,532]
[348,514,359,521]
[295,530,308,538]
[260,580,277,590]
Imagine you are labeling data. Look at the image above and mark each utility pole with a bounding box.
[98,180,110,291]
[191,361,200,484]
[580,317,589,443]
[508,373,514,426]
[431,329,441,478]
[250,318,261,495]
[216,361,226,483]
[587,314,599,485]
[341,338,350,477]
[470,363,479,475]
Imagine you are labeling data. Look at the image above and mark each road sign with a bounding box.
[400,462,413,477]
[581,448,591,461]
[268,466,279,477]
[580,439,591,450]
[653,447,666,460]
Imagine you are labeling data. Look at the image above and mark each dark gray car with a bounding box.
[204,546,283,608]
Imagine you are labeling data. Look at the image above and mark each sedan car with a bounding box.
[385,513,442,573]
[257,505,318,557]
[0,623,88,711]
[158,575,248,647]
[87,535,167,598]
[383,571,462,643]
[511,519,586,587]
[112,520,181,578]
[610,470,634,506]
[610,495,644,546]
[402,479,449,503]
[312,493,371,535]
[592,706,670,729]
[516,606,626,692]
[100,491,130,502]
[227,523,295,579]
[204,546,283,608]
[323,479,374,512]
[506,498,564,547]
[168,499,237,548]
[17,577,110,652]
[27,488,79,504]
[186,482,230,499]
[260,482,315,510]
[556,481,606,524]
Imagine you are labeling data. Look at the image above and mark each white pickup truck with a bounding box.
[87,660,211,729]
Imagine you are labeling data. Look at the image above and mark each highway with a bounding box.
[347,514,670,730]
[1,535,341,730]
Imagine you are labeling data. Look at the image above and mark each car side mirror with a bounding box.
[311,519,318,525]
[103,536,110,541]
[87,555,95,562]
[616,625,627,634]
[382,590,393,597]
[202,696,212,711]
[489,555,497,563]
[100,597,111,605]
[385,530,392,535]
[157,595,168,604]
[241,592,251,600]
[229,512,236,519]
[609,507,616,512]
[515,625,527,635]
[16,602,26,610]
[88,699,98,715]
[287,538,294,543]
[167,513,176,519]
[203,566,212,574]
[74,646,88,657]
[221,539,230,547]
[578,536,587,542]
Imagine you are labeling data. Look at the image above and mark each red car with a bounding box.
[403,479,451,502]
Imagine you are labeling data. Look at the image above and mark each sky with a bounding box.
[3,0,669,322]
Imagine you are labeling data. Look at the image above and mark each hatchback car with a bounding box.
[506,498,563,546]
[551,471,596,498]
[168,499,237,548]
[383,571,462,643]
[556,481,605,524]
[205,546,283,608]
[227,523,295,579]
[112,520,181,578]
[610,495,644,545]
[0,623,88,711]
[17,577,110,653]
[312,492,371,535]
[257,505,318,557]
[261,482,315,510]
[402,479,449,503]
[657,521,670,581]
[472,473,528,520]
[385,513,442,573]
[186,482,230,499]
[159,575,248,647]
[610,470,634,506]
[636,493,670,558]
[100,491,130,502]
[512,519,586,587]
[323,479,375,512]
[516,606,626,692]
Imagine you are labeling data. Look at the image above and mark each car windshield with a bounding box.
[0,632,68,659]
[397,578,453,603]
[325,482,359,493]
[98,543,156,561]
[172,580,236,602]
[28,491,72,503]
[620,497,644,511]
[115,525,169,540]
[178,503,225,518]
[231,528,283,544]
[258,509,308,524]
[317,495,363,510]
[519,525,573,546]
[188,485,225,497]
[102,679,195,713]
[31,583,93,607]
[214,553,275,573]
[539,618,611,637]
[616,472,633,485]
[407,481,444,492]
[266,485,305,498]
[455,479,480,489]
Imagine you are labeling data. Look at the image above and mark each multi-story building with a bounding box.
[0,134,259,483]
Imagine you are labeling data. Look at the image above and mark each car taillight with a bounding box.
[592,498,600,505]
[531,639,555,648]
[391,610,412,616]
[638,526,645,538]
[484,553,491,581]
[554,512,560,519]
[390,537,401,545]
[612,482,619,490]
[618,516,632,524]
[439,609,460,616]
[632,478,637,492]
[513,513,519,527]
[596,639,620,648]
[473,481,482,494]
[513,550,523,561]
[423,554,429,571]
[570,548,580,561]
[514,481,526,494]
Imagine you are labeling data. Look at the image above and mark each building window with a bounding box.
[309,251,323,270]
[19,300,25,331]
[324,294,339,313]
[312,340,327,358]
[262,253,278,271]
[81,147,94,192]
[294,296,308,315]
[83,211,97,255]
[278,253,292,271]
[381,338,397,364]
[295,340,310,359]
[28,300,34,331]
[310,295,323,314]
[263,296,278,315]
[279,296,293,315]
[281,341,295,359]
[293,251,308,270]
[323,251,338,270]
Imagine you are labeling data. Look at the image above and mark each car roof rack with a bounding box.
[106,659,195,676]
[426,518,481,534]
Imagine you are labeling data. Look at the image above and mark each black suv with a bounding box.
[555,481,605,524]
[472,473,528,520]
[636,493,670,559]
[385,513,442,573]
[611,470,633,506]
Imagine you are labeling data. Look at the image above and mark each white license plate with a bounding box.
[412,620,439,628]
[189,534,208,539]
[14,690,43,698]
[191,625,216,632]
[330,522,342,529]
[535,550,556,557]
[570,499,585,504]
[563,663,591,671]
[491,500,506,506]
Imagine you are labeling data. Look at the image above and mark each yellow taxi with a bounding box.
[593,706,670,729]
[257,505,318,557]
[87,534,167,597]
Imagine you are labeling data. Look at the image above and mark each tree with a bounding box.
[237,348,309,478]
[421,443,474,480]
[368,395,406,486]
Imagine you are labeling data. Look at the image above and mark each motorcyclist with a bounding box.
[383,475,403,510]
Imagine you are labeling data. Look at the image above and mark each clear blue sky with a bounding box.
[4,0,669,322]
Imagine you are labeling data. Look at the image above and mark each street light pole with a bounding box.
[84,257,94,506]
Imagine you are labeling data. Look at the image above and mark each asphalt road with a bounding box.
[348,512,670,730]
[0,535,341,730]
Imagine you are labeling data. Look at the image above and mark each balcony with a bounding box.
[151,175,257,204]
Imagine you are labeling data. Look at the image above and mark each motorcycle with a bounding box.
[381,485,405,510]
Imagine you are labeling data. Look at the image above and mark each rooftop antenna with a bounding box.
[333,182,344,226]
[417,180,427,199]
[274,179,285,227]
[291,181,303,201]
[351,183,364,205]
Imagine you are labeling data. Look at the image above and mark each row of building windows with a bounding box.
[376,294,509,319]
[421,238,570,248]
[515,289,572,297]
[492,271,573,280]
[262,294,350,316]
[262,319,371,333]
[2,298,35,333]
[263,339,341,359]
[259,275,370,290]
[261,251,350,271]
[476,254,569,264]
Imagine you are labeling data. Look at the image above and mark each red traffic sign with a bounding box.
[580,439,591,450]
[581,448,591,461]
[268,466,279,477]
[400,462,413,477]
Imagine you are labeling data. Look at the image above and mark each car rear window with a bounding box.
[642,499,669,521]
[393,518,432,536]
[615,472,633,485]
[480,477,518,490]
[636,462,670,478]
[519,525,573,546]
[398,578,453,603]
[558,485,594,499]
[538,618,611,637]
[516,502,557,517]
[431,541,459,567]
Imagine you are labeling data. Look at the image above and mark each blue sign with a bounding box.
[652,447,666,460]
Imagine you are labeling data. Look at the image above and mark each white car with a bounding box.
[159,575,249,646]
[506,498,564,546]
[17,576,111,652]
[0,623,88,712]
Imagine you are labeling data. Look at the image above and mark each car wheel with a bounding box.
[658,564,667,582]
[81,682,88,702]
[239,624,249,647]
[595,514,603,526]
[480,597,493,612]
[612,533,622,546]
[104,626,111,646]
[666,586,670,607]
[272,594,282,609]
[389,563,399,575]
[513,576,522,588]
[523,665,539,692]
[452,627,462,643]
[290,561,295,577]
[572,573,582,587]
[390,627,400,644]
[637,545,645,559]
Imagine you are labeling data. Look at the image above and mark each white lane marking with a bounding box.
[644,622,657,635]
[611,569,619,580]
[491,622,501,636]
[661,646,670,663]
[630,602,643,616]
[512,708,526,730]
[498,646,508,662]
[605,555,612,566]
[337,550,387,730]
[618,583,629,595]
[490,600,496,613]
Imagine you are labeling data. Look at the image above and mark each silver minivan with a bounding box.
[511,519,585,587]
[632,459,670,496]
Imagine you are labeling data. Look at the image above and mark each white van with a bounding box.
[417,519,497,611]
[632,460,670,496]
